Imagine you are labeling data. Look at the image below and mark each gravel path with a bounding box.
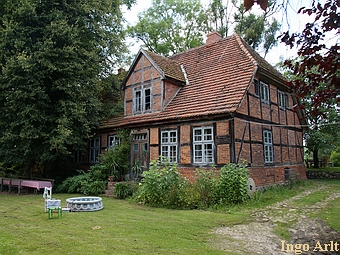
[211,184,340,254]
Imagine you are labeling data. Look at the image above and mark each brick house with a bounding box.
[85,32,306,189]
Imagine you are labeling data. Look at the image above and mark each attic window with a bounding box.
[133,85,152,114]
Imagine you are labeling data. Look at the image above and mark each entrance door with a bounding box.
[131,131,149,178]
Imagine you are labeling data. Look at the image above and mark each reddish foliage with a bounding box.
[279,0,339,116]
[244,0,268,11]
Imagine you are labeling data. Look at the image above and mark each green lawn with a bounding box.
[0,179,339,255]
[0,193,246,255]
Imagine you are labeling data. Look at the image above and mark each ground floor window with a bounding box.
[263,130,273,163]
[161,130,177,163]
[89,137,100,163]
[193,127,214,164]
[108,135,120,148]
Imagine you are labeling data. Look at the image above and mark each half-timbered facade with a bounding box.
[85,32,306,189]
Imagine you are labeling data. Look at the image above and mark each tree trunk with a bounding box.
[313,149,319,168]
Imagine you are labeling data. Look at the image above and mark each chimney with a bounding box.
[206,31,222,45]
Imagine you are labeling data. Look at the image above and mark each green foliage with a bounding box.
[55,169,106,196]
[135,158,250,209]
[0,0,132,175]
[192,168,218,208]
[330,147,340,167]
[136,157,187,207]
[233,0,280,55]
[100,129,131,179]
[128,0,209,56]
[214,163,250,204]
[131,159,144,180]
[114,181,138,199]
[56,129,130,195]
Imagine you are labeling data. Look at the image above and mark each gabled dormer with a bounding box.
[123,49,186,117]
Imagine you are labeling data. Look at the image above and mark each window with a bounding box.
[263,130,273,163]
[278,90,289,109]
[260,81,269,103]
[89,137,100,163]
[254,80,269,103]
[74,151,84,163]
[193,127,214,164]
[108,135,120,148]
[134,86,152,113]
[161,130,177,163]
[254,79,260,96]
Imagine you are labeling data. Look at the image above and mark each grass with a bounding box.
[0,193,246,255]
[0,179,339,255]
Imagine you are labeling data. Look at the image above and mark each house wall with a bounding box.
[129,76,306,188]
[234,77,306,187]
[124,55,181,116]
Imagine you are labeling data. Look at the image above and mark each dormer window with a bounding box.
[133,85,152,114]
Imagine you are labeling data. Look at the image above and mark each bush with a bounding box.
[56,129,131,195]
[134,159,250,209]
[55,169,106,196]
[114,181,138,199]
[330,148,340,167]
[56,170,90,193]
[192,168,218,208]
[214,163,250,204]
[136,157,187,207]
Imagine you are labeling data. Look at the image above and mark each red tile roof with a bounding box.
[101,34,283,128]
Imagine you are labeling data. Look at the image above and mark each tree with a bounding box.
[0,0,134,177]
[233,0,280,57]
[279,0,339,116]
[127,0,210,56]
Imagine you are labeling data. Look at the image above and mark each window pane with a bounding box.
[194,145,202,162]
[162,132,168,143]
[204,128,212,141]
[204,144,213,162]
[144,88,151,110]
[169,146,176,162]
[194,129,202,141]
[135,90,141,112]
[169,131,177,143]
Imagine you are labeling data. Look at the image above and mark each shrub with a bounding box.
[56,129,131,195]
[192,168,218,208]
[56,170,90,193]
[114,182,138,199]
[136,157,187,207]
[214,163,250,204]
[330,148,340,167]
[134,159,250,209]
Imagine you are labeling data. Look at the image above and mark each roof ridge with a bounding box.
[233,33,258,66]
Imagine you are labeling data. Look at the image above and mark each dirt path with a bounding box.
[211,183,340,255]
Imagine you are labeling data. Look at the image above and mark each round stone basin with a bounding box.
[66,197,103,212]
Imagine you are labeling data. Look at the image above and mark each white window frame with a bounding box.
[278,90,289,109]
[89,137,100,163]
[133,85,152,114]
[277,90,289,109]
[263,130,273,163]
[260,81,270,103]
[108,135,120,148]
[161,130,178,163]
[193,127,214,164]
